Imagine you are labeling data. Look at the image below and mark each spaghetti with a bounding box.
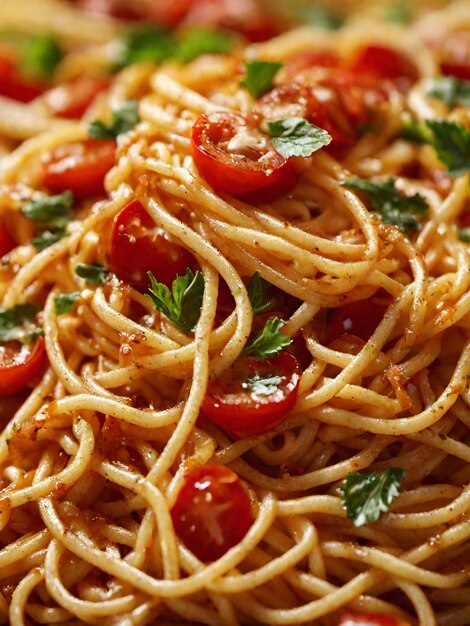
[0,2,469,626]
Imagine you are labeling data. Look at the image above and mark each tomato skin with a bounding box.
[439,31,470,80]
[339,612,411,626]
[171,463,253,561]
[203,351,301,438]
[0,337,46,396]
[459,209,470,228]
[191,112,296,201]
[108,200,196,291]
[346,45,418,88]
[284,50,340,80]
[44,75,110,119]
[0,52,45,103]
[40,139,116,199]
[324,300,387,346]
[0,226,15,257]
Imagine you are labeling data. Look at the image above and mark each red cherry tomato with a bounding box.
[0,226,15,257]
[284,50,340,80]
[171,463,253,561]
[191,112,296,201]
[439,31,470,80]
[459,209,470,228]
[0,337,46,396]
[203,351,301,438]
[44,75,110,119]
[0,51,45,103]
[339,612,411,626]
[346,45,418,89]
[108,200,195,291]
[40,139,116,199]
[324,300,387,346]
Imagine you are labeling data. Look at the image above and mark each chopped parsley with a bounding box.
[88,100,140,140]
[116,25,176,68]
[147,268,204,335]
[459,227,470,243]
[341,467,405,526]
[53,292,82,315]
[21,34,63,81]
[247,272,274,316]
[267,117,332,158]
[384,2,411,24]
[243,374,283,396]
[31,230,67,252]
[293,5,343,30]
[175,27,234,64]
[0,303,41,343]
[75,263,109,286]
[241,60,283,98]
[426,76,470,108]
[344,176,429,233]
[22,191,74,229]
[242,317,292,360]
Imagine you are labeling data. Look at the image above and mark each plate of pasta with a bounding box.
[0,1,469,625]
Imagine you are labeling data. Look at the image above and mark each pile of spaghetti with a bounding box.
[0,2,470,626]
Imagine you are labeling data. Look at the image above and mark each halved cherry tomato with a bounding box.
[108,200,195,291]
[283,50,340,81]
[44,75,110,119]
[439,30,470,80]
[40,139,116,198]
[339,612,411,626]
[171,463,253,561]
[0,337,46,396]
[324,300,387,346]
[203,351,301,438]
[346,45,418,89]
[0,226,15,257]
[0,51,45,103]
[191,112,296,200]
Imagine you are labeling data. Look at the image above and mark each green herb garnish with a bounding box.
[344,176,428,233]
[0,303,41,343]
[293,5,343,30]
[116,25,176,68]
[267,117,332,158]
[243,374,283,396]
[242,317,292,360]
[21,35,62,80]
[176,27,234,64]
[53,292,82,315]
[459,227,470,243]
[22,191,73,229]
[147,268,204,335]
[247,271,274,316]
[426,76,470,109]
[31,230,67,252]
[341,467,405,526]
[384,2,411,25]
[75,263,109,286]
[88,100,140,140]
[241,60,282,98]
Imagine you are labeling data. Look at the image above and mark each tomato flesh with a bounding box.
[171,463,253,561]
[203,351,301,437]
[339,613,411,626]
[325,300,387,346]
[0,226,15,257]
[44,75,110,119]
[191,112,296,201]
[0,337,46,396]
[439,31,470,80]
[0,52,45,103]
[346,45,418,89]
[108,200,195,291]
[284,50,340,80]
[40,139,116,198]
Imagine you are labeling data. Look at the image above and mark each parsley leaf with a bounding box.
[54,292,82,315]
[23,327,43,345]
[147,269,204,335]
[384,2,411,24]
[176,27,234,64]
[0,303,41,343]
[293,5,343,30]
[116,25,176,68]
[341,467,405,526]
[426,76,470,109]
[400,117,426,144]
[344,176,428,233]
[21,35,62,81]
[88,100,140,140]
[247,272,274,316]
[22,191,74,229]
[459,227,470,243]
[242,317,292,360]
[267,117,332,158]
[75,263,109,285]
[424,120,470,178]
[243,374,283,396]
[241,61,282,98]
[31,229,67,252]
